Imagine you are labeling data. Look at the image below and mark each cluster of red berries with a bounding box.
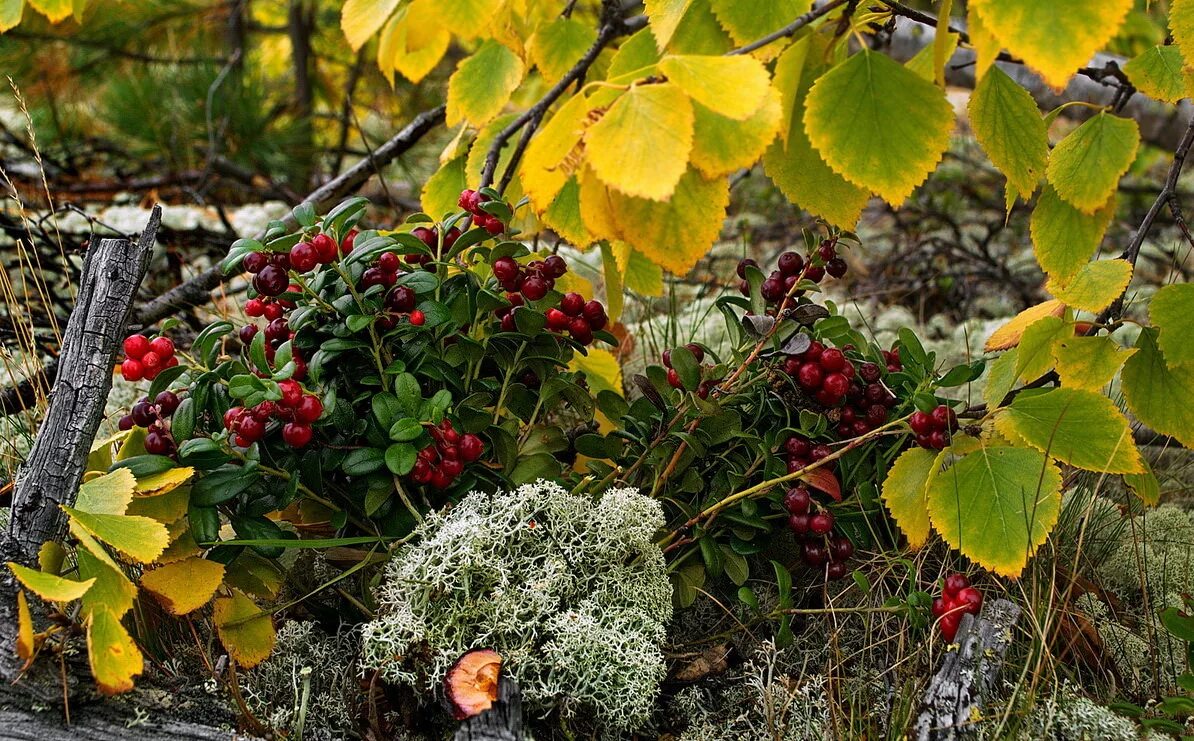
[288,229,358,274]
[244,293,294,322]
[835,360,899,439]
[783,434,836,475]
[118,334,178,382]
[782,341,858,409]
[458,189,505,235]
[244,251,297,297]
[410,419,485,490]
[881,346,904,374]
[223,379,322,448]
[117,390,181,456]
[239,316,310,381]
[932,573,982,641]
[403,225,461,270]
[909,405,959,450]
[662,344,717,399]
[737,241,848,304]
[492,255,607,346]
[783,486,854,580]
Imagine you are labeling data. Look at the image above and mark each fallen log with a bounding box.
[914,597,1022,740]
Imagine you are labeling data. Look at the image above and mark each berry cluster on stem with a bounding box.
[909,405,959,450]
[931,573,982,640]
[783,485,854,580]
[224,379,322,449]
[410,419,485,490]
[118,334,178,382]
[118,390,181,455]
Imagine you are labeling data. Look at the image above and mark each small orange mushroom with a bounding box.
[444,648,503,720]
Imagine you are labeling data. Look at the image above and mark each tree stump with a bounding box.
[914,598,1022,740]
[453,673,525,741]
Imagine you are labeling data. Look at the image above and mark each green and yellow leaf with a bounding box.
[446,40,525,128]
[0,0,25,33]
[1053,335,1134,391]
[984,299,1066,352]
[658,54,770,120]
[881,447,937,550]
[1014,315,1070,382]
[1124,460,1160,506]
[520,91,591,208]
[645,0,694,50]
[804,49,954,206]
[570,346,623,398]
[139,558,226,616]
[65,507,169,564]
[340,0,400,51]
[689,89,781,178]
[585,82,694,200]
[967,5,1000,78]
[213,589,276,668]
[1123,45,1188,104]
[87,608,143,695]
[708,0,806,59]
[997,388,1143,474]
[528,17,596,83]
[1149,283,1194,366]
[607,167,729,274]
[1046,259,1132,314]
[983,348,1020,409]
[1121,328,1194,448]
[925,445,1062,577]
[75,468,136,516]
[376,3,450,84]
[968,66,1049,198]
[970,0,1133,90]
[1031,187,1116,283]
[433,0,500,40]
[15,590,34,661]
[28,0,70,23]
[74,529,137,619]
[1046,112,1140,213]
[421,156,468,219]
[133,466,194,497]
[7,562,93,602]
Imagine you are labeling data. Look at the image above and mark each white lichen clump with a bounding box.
[1027,687,1140,741]
[360,480,672,733]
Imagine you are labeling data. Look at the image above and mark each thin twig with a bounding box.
[728,0,848,56]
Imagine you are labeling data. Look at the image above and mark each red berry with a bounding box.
[245,298,266,318]
[282,422,313,448]
[822,372,849,398]
[500,314,516,332]
[387,286,416,312]
[493,257,519,282]
[411,458,432,483]
[940,613,961,641]
[123,335,150,359]
[819,348,845,372]
[830,536,854,561]
[568,317,592,344]
[459,434,484,462]
[443,227,461,249]
[955,586,983,615]
[859,362,881,382]
[797,362,823,390]
[825,257,848,278]
[243,251,268,274]
[931,597,949,618]
[909,411,936,435]
[785,437,812,458]
[378,252,400,272]
[928,430,948,449]
[309,234,336,263]
[788,513,810,534]
[805,266,825,283]
[253,264,289,296]
[760,278,784,302]
[481,215,504,235]
[802,541,829,566]
[818,242,836,261]
[944,573,969,595]
[684,343,704,363]
[278,379,303,408]
[736,258,757,279]
[412,226,438,248]
[458,189,483,213]
[290,241,318,272]
[155,391,180,415]
[666,368,683,389]
[521,277,548,301]
[130,401,156,427]
[866,404,888,426]
[560,292,584,316]
[809,511,834,535]
[237,415,265,442]
[141,351,162,372]
[811,444,833,461]
[932,405,958,431]
[263,302,284,321]
[409,310,426,326]
[117,414,135,431]
[777,251,804,277]
[144,430,172,455]
[826,562,848,580]
[224,406,244,430]
[543,255,567,278]
[341,229,358,255]
[120,358,144,381]
[582,300,607,329]
[361,267,388,289]
[441,458,464,478]
[545,308,570,330]
[661,350,672,368]
[783,487,811,515]
[295,394,323,423]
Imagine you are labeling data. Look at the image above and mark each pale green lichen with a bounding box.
[1026,686,1139,741]
[360,480,672,734]
[240,621,360,740]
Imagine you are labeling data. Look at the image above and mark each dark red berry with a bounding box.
[145,430,172,455]
[928,430,949,449]
[809,511,834,535]
[910,411,936,435]
[760,278,784,302]
[822,372,849,398]
[493,256,519,282]
[459,434,484,462]
[155,391,180,416]
[830,536,854,561]
[736,258,757,279]
[797,362,823,390]
[412,226,438,248]
[825,257,848,278]
[378,252,400,273]
[788,513,810,534]
[805,341,824,361]
[521,277,548,301]
[243,251,268,274]
[684,343,704,363]
[859,362,881,383]
[311,234,338,263]
[783,487,811,515]
[130,401,155,427]
[819,348,845,372]
[932,405,958,431]
[117,414,135,431]
[818,242,837,261]
[666,368,683,388]
[826,561,848,580]
[805,266,825,283]
[785,437,811,458]
[543,255,567,278]
[290,241,318,272]
[811,444,833,461]
[295,395,323,423]
[560,293,585,316]
[777,251,803,277]
[387,286,416,312]
[253,264,289,297]
[802,541,829,566]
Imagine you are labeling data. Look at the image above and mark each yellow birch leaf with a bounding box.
[520,91,592,208]
[0,0,24,33]
[1031,187,1116,284]
[65,507,169,564]
[28,0,70,23]
[76,468,136,516]
[214,589,276,668]
[645,0,694,50]
[1053,336,1135,391]
[689,88,782,178]
[446,40,525,128]
[569,346,623,397]
[340,0,400,51]
[578,166,624,241]
[16,590,34,661]
[88,608,143,695]
[434,0,501,40]
[967,5,1000,78]
[998,388,1144,474]
[608,167,729,275]
[881,447,936,549]
[658,54,770,120]
[968,65,1049,198]
[1014,315,1070,382]
[984,299,1067,351]
[1046,112,1140,214]
[7,562,93,602]
[584,83,694,201]
[528,17,596,82]
[1123,45,1188,104]
[133,466,194,497]
[1045,259,1132,314]
[1121,328,1194,448]
[140,558,226,616]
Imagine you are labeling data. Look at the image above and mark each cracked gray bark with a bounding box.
[453,673,525,741]
[914,598,1022,740]
[0,208,158,681]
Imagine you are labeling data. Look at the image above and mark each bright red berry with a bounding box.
[341,229,358,255]
[822,372,850,398]
[940,613,961,641]
[224,406,244,430]
[944,573,969,595]
[459,434,484,462]
[409,310,426,326]
[666,368,683,389]
[797,362,823,390]
[932,405,958,431]
[955,586,983,614]
[458,189,483,213]
[493,257,519,282]
[278,379,303,408]
[263,302,284,321]
[123,335,150,359]
[295,395,323,423]
[560,292,584,316]
[120,358,144,381]
[282,422,313,448]
[819,348,845,372]
[909,411,936,436]
[245,298,266,317]
[310,234,337,263]
[290,241,318,272]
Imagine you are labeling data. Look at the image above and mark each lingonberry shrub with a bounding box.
[126,191,613,546]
